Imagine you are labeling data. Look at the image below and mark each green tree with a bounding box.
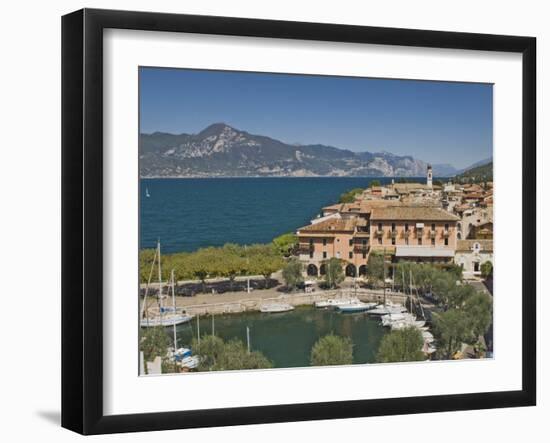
[433,309,471,359]
[139,248,157,283]
[191,335,272,371]
[366,252,385,286]
[272,232,298,256]
[219,253,246,291]
[338,188,363,203]
[140,326,169,367]
[250,254,284,288]
[310,334,353,366]
[282,257,304,291]
[376,327,425,363]
[324,258,344,289]
[464,292,492,339]
[480,261,493,279]
[369,179,381,188]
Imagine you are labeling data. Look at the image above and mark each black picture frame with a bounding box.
[61,8,536,435]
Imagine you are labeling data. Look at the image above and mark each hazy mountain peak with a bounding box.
[139,124,463,178]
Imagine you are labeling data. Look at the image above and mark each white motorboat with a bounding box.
[368,304,408,316]
[260,303,295,313]
[338,301,377,313]
[315,297,359,308]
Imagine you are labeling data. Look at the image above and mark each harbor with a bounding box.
[172,305,388,368]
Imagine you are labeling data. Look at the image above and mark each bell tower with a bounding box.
[427,164,433,188]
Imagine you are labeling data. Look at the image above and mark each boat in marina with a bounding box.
[140,241,194,328]
[180,355,200,370]
[368,303,408,316]
[315,297,360,308]
[260,303,295,313]
[338,301,377,313]
[141,315,193,327]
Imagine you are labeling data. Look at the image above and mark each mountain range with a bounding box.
[139,123,487,178]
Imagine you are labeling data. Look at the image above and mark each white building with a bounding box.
[454,239,493,279]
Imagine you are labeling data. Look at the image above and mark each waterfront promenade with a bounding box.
[142,283,409,316]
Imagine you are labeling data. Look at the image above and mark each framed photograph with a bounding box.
[62,8,536,435]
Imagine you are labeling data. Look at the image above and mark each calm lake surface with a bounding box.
[140,177,404,253]
[173,306,387,368]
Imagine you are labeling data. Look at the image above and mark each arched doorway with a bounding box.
[319,264,327,276]
[358,265,367,277]
[457,232,462,240]
[345,264,356,277]
[307,264,318,277]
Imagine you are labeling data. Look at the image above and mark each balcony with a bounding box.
[429,230,436,239]
[353,245,370,254]
[297,246,314,255]
[403,229,411,237]
[416,229,424,239]
[391,230,398,238]
[443,230,451,238]
[375,229,384,238]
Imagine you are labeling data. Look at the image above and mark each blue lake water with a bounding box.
[140,177,406,254]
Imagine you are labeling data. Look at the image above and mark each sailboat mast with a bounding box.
[171,269,177,351]
[197,314,201,347]
[409,269,414,315]
[246,326,250,354]
[402,267,407,312]
[383,247,387,306]
[157,240,163,325]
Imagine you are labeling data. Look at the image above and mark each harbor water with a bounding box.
[173,306,388,369]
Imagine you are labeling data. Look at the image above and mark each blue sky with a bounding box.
[139,67,493,169]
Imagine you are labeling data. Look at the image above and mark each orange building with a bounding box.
[296,205,459,278]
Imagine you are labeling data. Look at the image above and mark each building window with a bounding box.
[431,223,436,231]
[378,223,382,231]
[405,237,409,245]
[349,251,353,259]
[309,251,313,258]
[378,237,382,245]
[405,223,409,231]
[362,239,367,246]
[445,223,449,231]
[362,251,366,259]
[323,251,327,259]
[349,239,353,247]
[431,238,435,246]
[391,223,396,231]
[309,238,313,246]
[444,238,448,246]
[418,237,422,245]
[323,238,327,246]
[391,237,396,245]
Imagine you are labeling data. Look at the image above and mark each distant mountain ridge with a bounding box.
[140,123,476,178]
[454,161,493,183]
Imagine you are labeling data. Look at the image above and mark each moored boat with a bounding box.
[315,297,360,308]
[260,303,295,313]
[338,301,377,313]
[140,314,193,328]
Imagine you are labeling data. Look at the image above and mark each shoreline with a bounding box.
[142,286,410,316]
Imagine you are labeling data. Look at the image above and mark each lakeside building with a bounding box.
[454,240,493,279]
[295,165,492,279]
